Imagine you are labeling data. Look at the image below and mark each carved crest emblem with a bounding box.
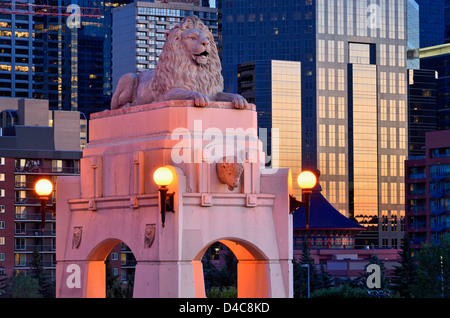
[72,227,82,249]
[144,224,156,248]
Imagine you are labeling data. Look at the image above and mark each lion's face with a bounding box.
[181,28,211,66]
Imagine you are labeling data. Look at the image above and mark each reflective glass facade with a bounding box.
[238,60,302,197]
[33,0,133,119]
[415,0,445,47]
[0,0,34,99]
[227,0,409,248]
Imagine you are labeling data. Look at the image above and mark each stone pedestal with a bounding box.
[56,100,293,298]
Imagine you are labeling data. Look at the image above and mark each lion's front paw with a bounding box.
[231,94,248,109]
[192,92,210,107]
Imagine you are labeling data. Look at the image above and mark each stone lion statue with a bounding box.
[111,15,247,109]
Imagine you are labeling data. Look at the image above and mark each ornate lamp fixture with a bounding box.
[34,179,55,232]
[153,167,175,228]
[289,170,319,229]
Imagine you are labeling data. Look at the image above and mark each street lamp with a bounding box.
[34,179,54,232]
[153,167,175,228]
[289,170,319,229]
[301,264,310,298]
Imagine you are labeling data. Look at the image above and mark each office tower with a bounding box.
[32,0,133,119]
[0,98,82,280]
[414,0,445,48]
[238,60,302,197]
[420,43,450,130]
[226,0,409,248]
[0,0,34,99]
[111,0,219,92]
[406,0,420,69]
[407,69,438,157]
[405,130,450,249]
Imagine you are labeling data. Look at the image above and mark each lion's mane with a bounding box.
[149,16,224,101]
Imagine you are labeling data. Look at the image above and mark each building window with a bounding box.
[0,205,4,213]
[0,237,5,245]
[0,157,4,165]
[430,148,450,158]
[0,189,4,197]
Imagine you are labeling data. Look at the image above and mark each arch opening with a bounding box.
[85,238,136,298]
[194,239,270,298]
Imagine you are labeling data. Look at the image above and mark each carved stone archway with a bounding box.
[55,101,293,298]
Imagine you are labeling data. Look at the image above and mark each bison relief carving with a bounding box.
[216,157,244,191]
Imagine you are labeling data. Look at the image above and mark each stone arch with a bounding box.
[193,238,270,298]
[84,238,136,298]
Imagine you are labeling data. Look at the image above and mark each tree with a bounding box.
[30,248,54,298]
[293,242,320,297]
[9,272,42,298]
[311,284,373,298]
[391,234,417,297]
[412,237,450,298]
[105,257,124,298]
[0,266,7,297]
[317,263,333,289]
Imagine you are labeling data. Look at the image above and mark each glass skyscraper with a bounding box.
[0,0,34,99]
[415,0,445,48]
[224,0,409,248]
[33,0,133,119]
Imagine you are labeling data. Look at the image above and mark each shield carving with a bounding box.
[144,224,156,248]
[72,227,82,249]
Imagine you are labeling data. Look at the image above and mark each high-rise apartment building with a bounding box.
[111,0,219,91]
[405,130,450,249]
[225,0,409,248]
[0,98,82,280]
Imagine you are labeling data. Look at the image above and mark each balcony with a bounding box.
[15,228,56,236]
[15,260,56,268]
[14,166,80,175]
[14,244,56,253]
[409,222,427,229]
[431,223,448,232]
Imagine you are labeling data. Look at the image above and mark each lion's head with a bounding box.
[150,16,223,100]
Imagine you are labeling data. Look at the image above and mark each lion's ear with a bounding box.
[164,31,170,39]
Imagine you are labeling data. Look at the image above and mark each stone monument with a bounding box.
[55,16,293,298]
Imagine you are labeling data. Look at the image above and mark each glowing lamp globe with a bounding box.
[153,167,174,187]
[297,171,317,190]
[35,179,53,197]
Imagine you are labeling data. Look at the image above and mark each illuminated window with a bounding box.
[328,125,335,147]
[390,100,396,122]
[391,183,397,204]
[339,153,345,175]
[390,155,397,177]
[337,41,344,63]
[338,97,345,119]
[328,40,335,62]
[338,125,345,147]
[329,96,335,118]
[329,153,336,175]
[328,69,335,90]
[390,127,397,149]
